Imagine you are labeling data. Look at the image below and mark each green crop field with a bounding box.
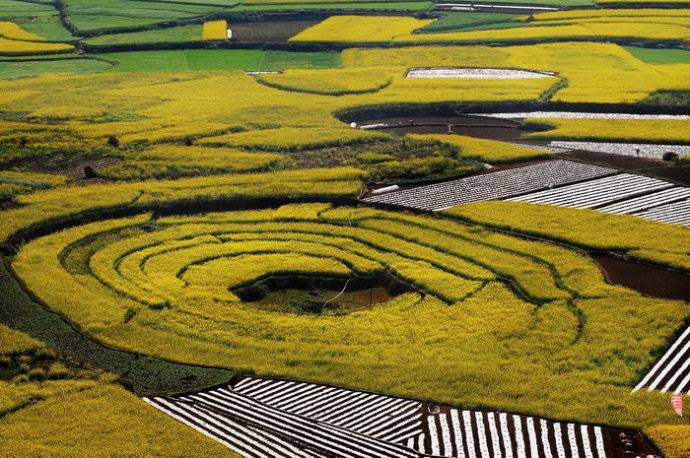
[98,49,339,72]
[625,46,690,64]
[0,3,688,457]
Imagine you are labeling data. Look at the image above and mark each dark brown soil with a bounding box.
[558,149,668,170]
[231,21,321,43]
[15,156,122,181]
[644,165,690,186]
[594,254,690,302]
[359,116,528,141]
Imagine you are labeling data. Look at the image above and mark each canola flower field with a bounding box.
[0,1,689,456]
[10,202,689,428]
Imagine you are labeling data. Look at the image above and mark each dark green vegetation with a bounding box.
[0,260,233,396]
[643,90,690,107]
[625,46,690,65]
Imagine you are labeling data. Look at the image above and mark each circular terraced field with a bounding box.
[11,202,686,424]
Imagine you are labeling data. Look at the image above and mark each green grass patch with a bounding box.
[0,57,111,79]
[0,0,56,19]
[100,49,339,72]
[64,0,232,33]
[417,11,521,33]
[84,24,203,45]
[624,46,690,65]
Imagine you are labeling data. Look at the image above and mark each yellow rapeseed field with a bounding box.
[292,13,690,44]
[0,22,72,54]
[290,16,434,42]
[342,43,690,104]
[407,133,551,162]
[644,425,690,458]
[0,325,238,456]
[526,118,690,143]
[202,20,228,41]
[9,202,689,430]
[447,201,690,270]
[0,22,45,41]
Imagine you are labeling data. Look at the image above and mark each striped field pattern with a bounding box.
[507,174,690,226]
[362,157,689,226]
[423,408,606,458]
[146,377,617,458]
[363,160,615,211]
[634,325,690,395]
[505,174,673,209]
[634,198,690,227]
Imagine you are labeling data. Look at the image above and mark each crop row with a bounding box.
[364,159,614,211]
[508,174,690,227]
[634,325,690,395]
[149,376,611,457]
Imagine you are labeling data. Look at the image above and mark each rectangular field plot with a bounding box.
[406,67,554,79]
[506,173,674,209]
[635,198,690,227]
[598,187,690,215]
[363,160,615,211]
[145,376,627,457]
[634,326,690,394]
[549,141,690,160]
